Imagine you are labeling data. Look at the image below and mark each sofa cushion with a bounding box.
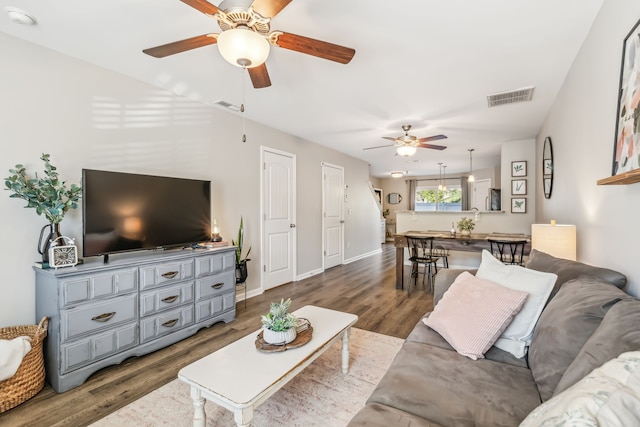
[433,268,476,306]
[348,402,445,427]
[528,276,627,402]
[423,271,528,360]
[366,342,542,427]
[475,250,557,358]
[554,297,640,396]
[520,351,640,427]
[525,249,627,298]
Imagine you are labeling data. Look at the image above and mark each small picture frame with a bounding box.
[511,198,527,213]
[511,161,527,177]
[511,179,527,195]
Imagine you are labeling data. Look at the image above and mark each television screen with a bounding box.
[82,169,211,257]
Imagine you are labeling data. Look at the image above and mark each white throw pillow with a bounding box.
[520,351,640,426]
[476,250,557,358]
[424,272,528,360]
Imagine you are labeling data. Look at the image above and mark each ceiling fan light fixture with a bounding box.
[396,145,417,157]
[217,27,270,68]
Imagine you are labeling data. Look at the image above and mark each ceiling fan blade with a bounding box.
[416,143,447,150]
[363,144,396,150]
[180,0,220,15]
[274,32,355,64]
[382,137,399,142]
[143,34,217,58]
[248,63,272,88]
[252,0,292,18]
[416,134,448,143]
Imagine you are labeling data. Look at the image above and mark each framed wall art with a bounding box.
[511,179,527,195]
[511,198,526,213]
[612,18,640,176]
[511,161,527,177]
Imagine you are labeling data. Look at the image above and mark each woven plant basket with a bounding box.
[0,317,48,413]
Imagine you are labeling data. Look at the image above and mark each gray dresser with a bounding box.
[34,246,236,393]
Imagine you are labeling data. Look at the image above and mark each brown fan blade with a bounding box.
[416,134,447,143]
[143,34,217,58]
[363,144,396,150]
[252,0,292,18]
[382,137,399,142]
[274,32,355,64]
[180,0,219,15]
[248,64,272,88]
[416,143,447,150]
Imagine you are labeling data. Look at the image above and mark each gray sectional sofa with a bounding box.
[348,250,638,426]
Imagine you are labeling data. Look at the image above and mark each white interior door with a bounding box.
[472,178,492,211]
[322,163,344,269]
[262,148,296,290]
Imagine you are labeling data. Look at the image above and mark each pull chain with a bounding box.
[241,66,247,143]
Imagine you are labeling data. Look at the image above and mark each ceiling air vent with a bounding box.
[213,100,242,112]
[487,86,535,108]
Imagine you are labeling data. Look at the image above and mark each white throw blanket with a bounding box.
[0,336,32,381]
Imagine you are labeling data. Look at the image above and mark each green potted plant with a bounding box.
[260,298,298,344]
[4,154,82,263]
[232,217,251,284]
[457,217,475,236]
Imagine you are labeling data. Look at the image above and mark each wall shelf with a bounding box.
[597,169,640,185]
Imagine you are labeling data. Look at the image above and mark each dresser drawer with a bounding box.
[195,292,235,323]
[61,268,137,307]
[194,251,235,278]
[139,260,194,290]
[140,305,194,343]
[140,281,194,317]
[61,322,138,374]
[195,272,234,302]
[61,294,138,342]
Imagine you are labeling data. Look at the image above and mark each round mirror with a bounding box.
[543,137,553,199]
[387,193,402,204]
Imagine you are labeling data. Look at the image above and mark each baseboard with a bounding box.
[343,247,382,264]
[296,268,324,281]
[235,286,263,302]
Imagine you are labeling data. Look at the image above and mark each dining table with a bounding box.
[394,231,532,289]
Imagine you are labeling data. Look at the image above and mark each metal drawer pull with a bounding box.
[161,295,179,303]
[91,312,116,322]
[162,319,179,328]
[211,282,225,289]
[161,271,179,279]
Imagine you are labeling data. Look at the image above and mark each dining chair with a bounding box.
[406,236,440,294]
[488,239,527,266]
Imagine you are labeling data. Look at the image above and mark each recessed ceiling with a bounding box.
[0,0,604,177]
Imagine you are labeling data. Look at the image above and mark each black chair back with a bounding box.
[488,239,527,265]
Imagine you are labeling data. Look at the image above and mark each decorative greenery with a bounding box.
[4,153,81,224]
[457,217,475,232]
[232,216,251,266]
[260,298,298,332]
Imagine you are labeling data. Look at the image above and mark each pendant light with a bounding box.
[437,163,443,190]
[468,148,475,182]
[442,165,448,192]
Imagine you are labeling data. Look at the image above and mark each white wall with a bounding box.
[536,0,640,296]
[0,33,380,326]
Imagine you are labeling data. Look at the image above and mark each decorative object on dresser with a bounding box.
[48,236,78,269]
[4,153,82,264]
[260,298,298,345]
[456,217,475,236]
[34,246,236,393]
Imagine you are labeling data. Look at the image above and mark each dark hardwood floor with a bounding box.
[0,243,434,427]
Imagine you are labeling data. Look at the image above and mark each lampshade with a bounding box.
[531,223,576,261]
[217,27,270,68]
[396,145,417,157]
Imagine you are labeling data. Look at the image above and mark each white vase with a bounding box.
[460,229,471,236]
[263,327,297,345]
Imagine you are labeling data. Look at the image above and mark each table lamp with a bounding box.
[531,222,576,260]
[211,219,222,242]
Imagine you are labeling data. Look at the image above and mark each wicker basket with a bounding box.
[0,317,48,413]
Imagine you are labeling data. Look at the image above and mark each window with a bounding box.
[415,180,462,211]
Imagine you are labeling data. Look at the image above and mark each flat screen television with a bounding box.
[82,169,211,258]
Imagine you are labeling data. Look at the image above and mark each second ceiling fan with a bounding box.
[364,125,448,156]
[142,0,356,89]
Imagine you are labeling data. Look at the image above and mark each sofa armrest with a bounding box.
[434,269,476,306]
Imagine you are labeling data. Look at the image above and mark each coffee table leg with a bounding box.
[341,328,350,374]
[234,406,254,427]
[190,387,206,427]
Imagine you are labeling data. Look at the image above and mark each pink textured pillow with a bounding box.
[424,272,528,360]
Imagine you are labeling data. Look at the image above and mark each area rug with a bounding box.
[91,328,403,427]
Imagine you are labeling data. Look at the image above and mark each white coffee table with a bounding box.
[178,305,358,427]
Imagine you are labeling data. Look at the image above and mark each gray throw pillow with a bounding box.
[528,276,627,401]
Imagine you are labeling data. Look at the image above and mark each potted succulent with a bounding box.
[4,154,82,263]
[260,298,298,344]
[457,217,475,236]
[232,217,251,284]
